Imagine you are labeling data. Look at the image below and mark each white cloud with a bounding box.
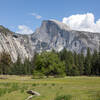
[16,25,33,34]
[30,13,42,19]
[62,13,100,33]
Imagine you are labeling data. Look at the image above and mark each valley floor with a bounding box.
[0,75,100,100]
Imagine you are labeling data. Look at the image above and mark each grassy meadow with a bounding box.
[0,76,100,100]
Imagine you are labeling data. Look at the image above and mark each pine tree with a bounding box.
[11,55,24,75]
[0,52,12,74]
[65,51,74,76]
[84,48,92,75]
[78,52,85,75]
[92,50,100,75]
[24,58,32,75]
[59,48,67,61]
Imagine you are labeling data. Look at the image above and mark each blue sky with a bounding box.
[0,0,100,34]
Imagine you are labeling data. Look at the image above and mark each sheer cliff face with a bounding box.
[0,33,33,62]
[0,20,100,61]
[32,20,100,53]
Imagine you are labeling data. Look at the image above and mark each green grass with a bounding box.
[0,75,100,100]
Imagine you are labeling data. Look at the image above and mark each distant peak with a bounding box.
[41,19,71,31]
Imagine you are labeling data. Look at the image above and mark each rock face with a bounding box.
[32,20,100,53]
[0,26,35,62]
[0,20,100,62]
[0,33,32,62]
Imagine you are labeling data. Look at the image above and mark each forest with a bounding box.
[0,48,100,77]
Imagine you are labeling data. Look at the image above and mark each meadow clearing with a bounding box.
[0,76,100,100]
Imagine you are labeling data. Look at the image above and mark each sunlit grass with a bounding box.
[0,75,100,100]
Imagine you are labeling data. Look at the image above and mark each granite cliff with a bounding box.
[0,20,100,62]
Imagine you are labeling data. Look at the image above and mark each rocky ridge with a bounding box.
[0,20,100,62]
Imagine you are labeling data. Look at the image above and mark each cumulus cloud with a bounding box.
[30,13,42,19]
[16,25,33,34]
[62,13,100,33]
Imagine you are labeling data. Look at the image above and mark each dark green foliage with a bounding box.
[84,48,92,75]
[23,58,33,75]
[78,52,85,75]
[10,56,33,75]
[10,55,24,75]
[91,50,100,75]
[0,47,100,76]
[59,49,80,76]
[0,52,12,74]
[33,51,66,77]
[59,47,100,76]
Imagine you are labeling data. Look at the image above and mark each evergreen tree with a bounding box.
[59,48,67,61]
[84,48,92,75]
[73,51,79,67]
[11,55,24,75]
[0,52,12,74]
[23,58,33,75]
[65,51,74,76]
[91,50,100,75]
[78,52,85,75]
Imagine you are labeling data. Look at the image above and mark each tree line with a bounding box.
[0,48,100,77]
[0,52,34,75]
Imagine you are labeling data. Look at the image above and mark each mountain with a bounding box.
[32,20,100,53]
[0,20,100,62]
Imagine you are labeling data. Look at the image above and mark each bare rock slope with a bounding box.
[0,20,100,61]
